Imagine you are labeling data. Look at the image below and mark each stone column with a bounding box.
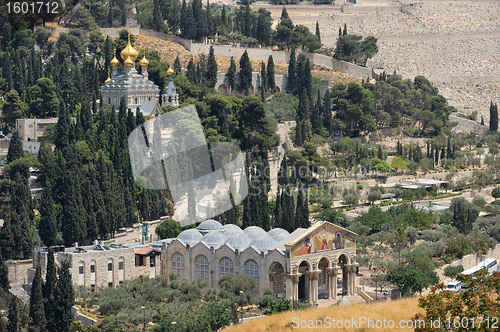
[293,275,300,301]
[311,270,321,304]
[351,264,357,296]
[285,274,294,301]
[345,264,352,295]
[327,266,338,300]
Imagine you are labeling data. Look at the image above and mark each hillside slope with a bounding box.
[223,297,422,332]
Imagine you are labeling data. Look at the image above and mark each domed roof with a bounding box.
[220,224,244,237]
[197,219,223,231]
[201,232,226,247]
[250,235,277,251]
[110,48,120,67]
[336,297,351,306]
[244,226,267,239]
[139,52,149,66]
[120,33,139,61]
[167,67,175,76]
[124,56,134,67]
[268,228,290,242]
[225,233,252,250]
[177,229,202,244]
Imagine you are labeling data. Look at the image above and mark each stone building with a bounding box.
[161,67,179,107]
[31,219,357,303]
[100,35,160,111]
[32,242,160,291]
[156,219,358,304]
[15,118,58,142]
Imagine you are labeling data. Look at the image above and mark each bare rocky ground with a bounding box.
[260,0,500,122]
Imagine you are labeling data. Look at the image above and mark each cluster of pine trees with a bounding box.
[334,24,378,66]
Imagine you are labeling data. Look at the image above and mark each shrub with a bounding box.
[443,265,464,279]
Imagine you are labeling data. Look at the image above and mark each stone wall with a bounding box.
[72,306,97,328]
[7,260,32,285]
[341,3,402,14]
[436,243,500,282]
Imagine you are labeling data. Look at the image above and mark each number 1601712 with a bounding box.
[6,1,59,14]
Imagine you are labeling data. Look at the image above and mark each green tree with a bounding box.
[38,182,58,247]
[8,296,20,332]
[239,51,252,94]
[227,56,236,92]
[28,78,59,118]
[206,46,218,88]
[286,47,296,92]
[155,219,181,239]
[490,101,498,132]
[296,187,309,229]
[414,269,500,332]
[2,90,25,128]
[491,187,500,200]
[315,21,321,43]
[450,197,480,233]
[55,261,74,332]
[267,55,275,92]
[7,131,23,164]
[29,265,47,332]
[443,265,464,279]
[0,249,9,291]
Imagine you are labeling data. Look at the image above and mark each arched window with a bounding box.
[107,258,113,271]
[90,260,96,274]
[78,261,85,285]
[219,257,233,276]
[171,253,185,278]
[195,255,209,281]
[118,257,125,285]
[244,260,259,293]
[108,97,111,104]
[135,97,138,104]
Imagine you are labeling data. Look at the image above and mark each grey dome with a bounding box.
[220,224,244,237]
[201,232,226,247]
[268,228,290,242]
[244,226,267,239]
[225,233,252,250]
[336,297,351,306]
[197,219,223,231]
[177,229,202,245]
[250,235,277,251]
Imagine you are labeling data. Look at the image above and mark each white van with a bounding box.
[446,280,462,293]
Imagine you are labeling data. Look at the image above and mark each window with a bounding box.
[171,253,184,278]
[108,262,113,271]
[135,97,138,104]
[108,282,113,288]
[195,255,209,281]
[219,258,233,276]
[119,261,124,270]
[244,260,259,293]
[108,98,111,104]
[90,285,95,292]
[119,281,123,285]
[90,261,96,273]
[78,263,84,275]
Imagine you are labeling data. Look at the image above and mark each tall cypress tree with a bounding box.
[55,261,74,332]
[490,101,498,132]
[153,0,164,31]
[260,61,266,93]
[239,51,252,94]
[206,46,218,88]
[267,55,275,92]
[287,47,296,92]
[322,90,332,133]
[38,182,58,247]
[296,187,309,229]
[54,99,71,151]
[6,130,23,164]
[315,21,321,43]
[311,90,322,135]
[30,265,47,332]
[0,249,9,291]
[227,56,236,92]
[8,296,20,332]
[186,58,197,83]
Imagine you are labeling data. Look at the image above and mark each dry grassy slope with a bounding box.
[223,297,422,332]
[134,35,361,85]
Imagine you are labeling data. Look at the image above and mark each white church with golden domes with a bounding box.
[100,34,179,115]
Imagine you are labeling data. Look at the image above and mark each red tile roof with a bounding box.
[135,247,153,255]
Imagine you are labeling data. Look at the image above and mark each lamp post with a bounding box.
[141,306,146,331]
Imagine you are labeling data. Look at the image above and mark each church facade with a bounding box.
[157,219,358,304]
[100,34,179,114]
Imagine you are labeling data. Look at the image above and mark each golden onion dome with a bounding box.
[166,67,175,76]
[110,48,120,67]
[139,52,149,66]
[124,55,134,67]
[120,33,139,62]
[105,69,111,83]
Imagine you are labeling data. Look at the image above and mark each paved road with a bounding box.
[10,283,30,304]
